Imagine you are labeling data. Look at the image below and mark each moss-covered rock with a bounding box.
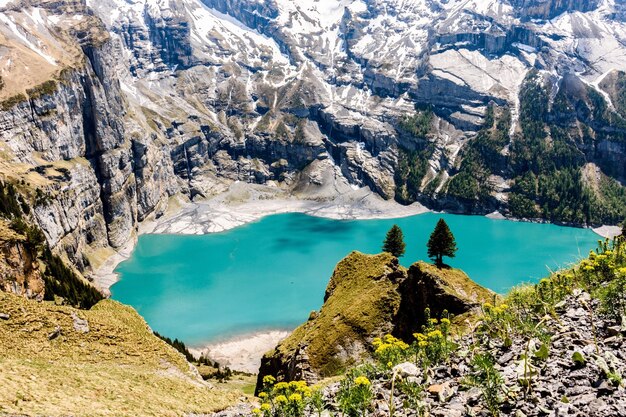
[255,253,495,392]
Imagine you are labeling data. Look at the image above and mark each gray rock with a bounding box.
[72,312,90,334]
[0,313,9,320]
[393,362,421,378]
[48,326,61,340]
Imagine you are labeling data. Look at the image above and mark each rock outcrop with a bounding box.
[255,252,494,391]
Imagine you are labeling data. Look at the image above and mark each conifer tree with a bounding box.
[382,224,406,258]
[427,218,457,268]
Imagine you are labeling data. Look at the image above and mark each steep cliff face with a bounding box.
[255,252,493,390]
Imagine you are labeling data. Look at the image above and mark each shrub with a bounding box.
[463,352,504,416]
[412,308,455,368]
[372,334,409,370]
[337,370,373,417]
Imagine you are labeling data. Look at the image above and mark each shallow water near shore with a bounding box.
[111,212,599,346]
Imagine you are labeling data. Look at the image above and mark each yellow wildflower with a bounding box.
[260,403,271,412]
[441,318,451,326]
[354,376,370,386]
[414,332,426,341]
[275,395,288,404]
[252,408,261,415]
[418,341,428,348]
[289,393,302,403]
[427,330,443,339]
[258,392,268,399]
[387,361,393,368]
[274,382,289,392]
[263,375,276,385]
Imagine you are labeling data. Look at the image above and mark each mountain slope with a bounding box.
[0,0,624,281]
[0,291,240,416]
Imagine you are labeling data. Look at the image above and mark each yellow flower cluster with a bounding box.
[289,393,302,403]
[263,375,276,385]
[483,302,509,315]
[260,403,271,412]
[275,395,288,404]
[354,376,371,386]
[372,334,409,354]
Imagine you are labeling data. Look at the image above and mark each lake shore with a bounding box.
[189,330,292,374]
[92,182,429,293]
[92,182,622,294]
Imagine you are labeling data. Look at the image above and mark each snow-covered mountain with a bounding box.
[0,0,624,277]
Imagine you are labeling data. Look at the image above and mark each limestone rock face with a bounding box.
[255,253,494,391]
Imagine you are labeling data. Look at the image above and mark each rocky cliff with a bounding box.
[255,252,494,391]
[0,0,625,282]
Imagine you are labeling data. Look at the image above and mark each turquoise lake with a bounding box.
[111,212,600,346]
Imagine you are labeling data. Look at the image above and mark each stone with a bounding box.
[607,326,622,337]
[48,326,61,340]
[0,313,9,320]
[72,312,90,334]
[393,362,421,378]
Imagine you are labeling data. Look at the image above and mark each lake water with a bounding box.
[111,213,599,345]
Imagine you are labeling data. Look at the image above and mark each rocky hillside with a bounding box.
[0,0,625,281]
[230,236,626,417]
[0,290,240,416]
[255,252,494,390]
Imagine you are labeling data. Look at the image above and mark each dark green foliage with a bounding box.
[154,331,221,367]
[26,80,58,99]
[0,180,103,308]
[426,219,457,267]
[0,93,27,111]
[382,224,406,258]
[154,331,197,363]
[394,146,433,203]
[42,247,103,309]
[395,107,436,203]
[399,107,433,138]
[445,105,511,203]
[507,72,626,225]
[0,182,24,219]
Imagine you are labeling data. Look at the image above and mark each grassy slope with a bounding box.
[0,292,240,416]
